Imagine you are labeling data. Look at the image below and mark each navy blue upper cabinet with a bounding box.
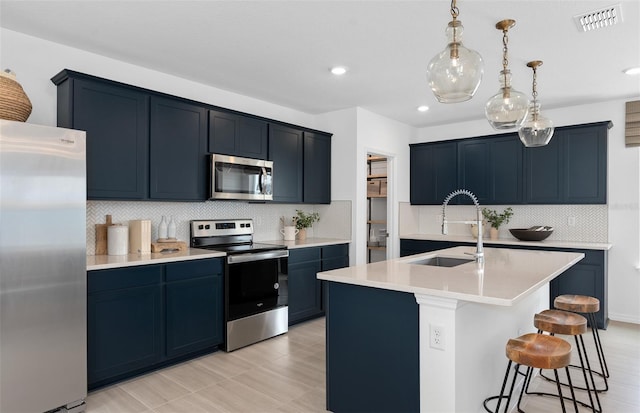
[303,132,332,204]
[268,124,304,203]
[410,122,608,205]
[208,110,268,159]
[52,73,149,199]
[150,97,208,200]
[410,141,457,205]
[458,134,523,204]
[525,122,608,204]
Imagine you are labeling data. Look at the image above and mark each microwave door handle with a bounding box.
[260,167,267,194]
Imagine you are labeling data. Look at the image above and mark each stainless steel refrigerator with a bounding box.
[0,120,87,413]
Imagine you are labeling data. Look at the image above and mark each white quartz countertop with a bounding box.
[87,238,350,270]
[401,233,612,250]
[317,246,584,306]
[87,248,226,271]
[262,237,351,249]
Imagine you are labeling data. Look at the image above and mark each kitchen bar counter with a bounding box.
[318,246,583,306]
[402,233,612,250]
[87,248,225,271]
[319,246,584,413]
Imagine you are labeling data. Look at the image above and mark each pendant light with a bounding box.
[485,19,529,130]
[518,61,555,147]
[427,0,483,103]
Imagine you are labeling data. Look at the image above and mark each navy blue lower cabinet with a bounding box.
[87,258,224,389]
[87,265,163,388]
[287,248,323,325]
[165,274,223,358]
[326,282,420,413]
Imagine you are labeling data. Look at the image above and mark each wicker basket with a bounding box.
[0,70,32,122]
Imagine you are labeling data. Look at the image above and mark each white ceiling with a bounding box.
[1,0,639,128]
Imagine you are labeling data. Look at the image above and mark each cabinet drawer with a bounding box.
[88,265,162,293]
[165,258,223,282]
[288,247,321,265]
[322,244,349,259]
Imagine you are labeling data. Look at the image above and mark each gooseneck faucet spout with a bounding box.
[441,189,484,264]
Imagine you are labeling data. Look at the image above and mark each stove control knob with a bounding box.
[205,224,210,229]
[198,225,204,230]
[273,282,279,290]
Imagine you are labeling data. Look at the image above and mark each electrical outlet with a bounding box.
[429,324,445,350]
[568,216,576,227]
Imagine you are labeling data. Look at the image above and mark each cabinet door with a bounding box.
[268,124,303,203]
[410,142,457,205]
[150,97,208,200]
[166,274,223,357]
[288,248,323,325]
[208,110,268,159]
[304,132,332,204]
[458,139,490,203]
[562,124,607,204]
[550,249,607,329]
[458,134,522,205]
[72,79,149,199]
[88,266,162,388]
[524,132,562,203]
[489,135,523,204]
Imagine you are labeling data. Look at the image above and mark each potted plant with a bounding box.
[293,210,320,240]
[482,207,513,240]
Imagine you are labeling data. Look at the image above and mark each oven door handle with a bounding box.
[227,249,289,264]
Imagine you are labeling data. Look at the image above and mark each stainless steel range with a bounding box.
[190,219,288,351]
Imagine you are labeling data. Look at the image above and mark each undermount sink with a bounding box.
[409,256,474,268]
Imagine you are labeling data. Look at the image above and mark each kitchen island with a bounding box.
[317,246,584,413]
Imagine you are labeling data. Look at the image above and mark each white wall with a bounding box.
[0,28,315,132]
[415,100,640,324]
[316,107,416,265]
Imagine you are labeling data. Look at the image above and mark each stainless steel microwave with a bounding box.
[210,154,273,201]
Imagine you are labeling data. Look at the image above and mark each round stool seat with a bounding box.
[554,294,599,313]
[506,333,571,370]
[535,309,587,336]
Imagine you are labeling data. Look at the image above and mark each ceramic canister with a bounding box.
[107,225,129,255]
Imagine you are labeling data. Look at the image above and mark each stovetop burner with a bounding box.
[190,219,286,254]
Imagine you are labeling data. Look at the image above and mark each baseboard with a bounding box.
[608,312,640,325]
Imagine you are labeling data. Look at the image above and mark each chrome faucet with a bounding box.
[441,189,484,264]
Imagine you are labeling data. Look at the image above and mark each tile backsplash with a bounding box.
[399,202,608,243]
[87,200,352,255]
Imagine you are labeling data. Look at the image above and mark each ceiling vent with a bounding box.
[573,3,623,32]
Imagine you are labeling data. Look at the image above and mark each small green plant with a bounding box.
[293,210,320,229]
[482,207,513,229]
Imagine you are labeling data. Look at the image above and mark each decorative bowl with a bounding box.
[509,227,554,241]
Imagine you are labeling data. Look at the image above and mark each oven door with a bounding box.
[226,250,288,321]
[210,154,273,201]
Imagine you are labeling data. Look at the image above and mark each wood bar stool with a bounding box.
[554,294,609,391]
[528,309,600,413]
[483,333,578,413]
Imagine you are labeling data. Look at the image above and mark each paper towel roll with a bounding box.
[108,225,129,256]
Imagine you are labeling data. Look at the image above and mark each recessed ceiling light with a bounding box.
[417,105,430,112]
[330,66,347,76]
[623,66,640,75]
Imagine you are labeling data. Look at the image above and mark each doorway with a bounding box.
[367,153,389,263]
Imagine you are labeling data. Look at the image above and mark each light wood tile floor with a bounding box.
[87,318,639,413]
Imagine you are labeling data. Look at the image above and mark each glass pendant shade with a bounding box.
[518,60,554,147]
[485,70,529,130]
[427,21,484,103]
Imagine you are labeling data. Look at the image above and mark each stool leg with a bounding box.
[575,335,600,412]
[484,360,516,413]
[554,369,568,413]
[516,366,533,413]
[589,312,610,383]
[562,366,580,413]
